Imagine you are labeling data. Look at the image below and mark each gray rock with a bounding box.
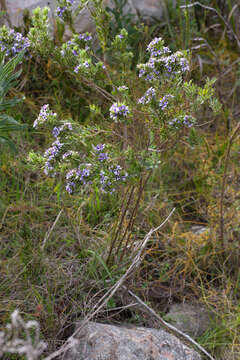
[165,303,213,338]
[4,0,57,27]
[64,321,202,360]
[131,0,165,24]
[2,0,173,31]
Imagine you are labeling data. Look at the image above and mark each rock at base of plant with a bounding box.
[63,321,202,360]
[165,303,213,338]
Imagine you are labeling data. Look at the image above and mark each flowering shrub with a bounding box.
[30,111,128,194]
[0,26,30,58]
[0,1,221,198]
[24,3,220,199]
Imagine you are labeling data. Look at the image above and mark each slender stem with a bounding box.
[119,171,152,262]
[106,186,135,266]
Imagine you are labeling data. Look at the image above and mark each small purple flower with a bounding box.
[100,170,107,184]
[76,167,91,184]
[33,104,57,128]
[138,69,146,78]
[66,181,75,194]
[66,169,76,180]
[72,49,78,56]
[62,150,74,159]
[74,61,90,73]
[44,161,54,175]
[183,115,194,127]
[79,33,92,42]
[93,144,105,152]
[159,94,173,110]
[147,37,170,58]
[169,115,193,128]
[53,122,72,137]
[98,153,109,162]
[138,87,156,105]
[179,57,189,72]
[52,139,64,149]
[74,65,80,73]
[83,61,90,68]
[110,103,130,122]
[56,6,67,18]
[52,127,61,138]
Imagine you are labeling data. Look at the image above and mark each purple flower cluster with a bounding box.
[93,143,109,162]
[79,33,92,42]
[62,150,75,159]
[74,61,90,73]
[159,94,174,110]
[56,6,67,18]
[159,52,189,74]
[33,104,57,128]
[98,153,108,161]
[0,28,30,58]
[44,139,64,175]
[61,32,92,57]
[169,115,194,128]
[100,165,128,193]
[93,144,105,152]
[64,143,128,195]
[56,0,75,19]
[109,103,130,122]
[138,87,156,104]
[65,165,91,194]
[138,58,161,82]
[147,37,170,58]
[137,38,189,82]
[178,55,189,73]
[52,122,73,137]
[66,181,75,194]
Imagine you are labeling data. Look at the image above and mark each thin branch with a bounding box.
[180,2,240,51]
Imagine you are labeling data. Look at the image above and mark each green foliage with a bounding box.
[0,52,26,152]
[28,7,53,57]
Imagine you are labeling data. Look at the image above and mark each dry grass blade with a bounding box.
[41,209,63,251]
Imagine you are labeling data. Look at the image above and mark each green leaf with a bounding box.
[0,115,27,132]
[0,135,17,152]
